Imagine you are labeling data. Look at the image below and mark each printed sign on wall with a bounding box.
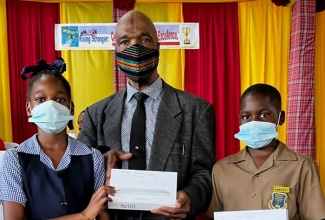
[55,22,199,50]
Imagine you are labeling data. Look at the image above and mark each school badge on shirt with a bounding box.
[268,186,289,209]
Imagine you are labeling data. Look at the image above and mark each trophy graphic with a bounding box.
[183,27,191,44]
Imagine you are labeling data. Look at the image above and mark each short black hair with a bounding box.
[240,83,282,111]
[26,69,71,101]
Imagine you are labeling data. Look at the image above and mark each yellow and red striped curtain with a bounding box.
[238,0,291,146]
[60,2,115,125]
[59,2,184,132]
[0,0,12,142]
[23,0,253,2]
[135,3,184,90]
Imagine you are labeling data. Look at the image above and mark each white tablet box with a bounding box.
[108,169,177,211]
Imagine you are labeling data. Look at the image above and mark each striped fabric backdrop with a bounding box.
[287,0,316,159]
[113,8,129,92]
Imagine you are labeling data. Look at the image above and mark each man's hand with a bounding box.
[104,149,132,185]
[151,190,191,219]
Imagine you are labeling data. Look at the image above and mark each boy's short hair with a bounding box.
[240,83,282,111]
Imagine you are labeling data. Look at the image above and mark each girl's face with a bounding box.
[26,75,71,116]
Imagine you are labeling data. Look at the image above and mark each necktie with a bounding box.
[129,92,149,170]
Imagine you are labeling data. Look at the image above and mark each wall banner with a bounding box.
[55,22,199,50]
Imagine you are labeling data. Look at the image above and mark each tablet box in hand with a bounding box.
[109,169,177,211]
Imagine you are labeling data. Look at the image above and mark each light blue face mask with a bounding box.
[234,112,281,149]
[28,100,74,134]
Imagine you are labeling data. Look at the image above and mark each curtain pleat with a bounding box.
[287,0,316,159]
[238,0,291,147]
[315,11,325,193]
[60,2,114,133]
[22,0,253,3]
[134,3,184,90]
[0,0,12,141]
[6,0,61,143]
[183,3,240,163]
[113,8,131,92]
[183,4,240,220]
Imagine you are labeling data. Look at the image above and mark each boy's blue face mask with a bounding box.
[28,100,74,134]
[234,112,281,149]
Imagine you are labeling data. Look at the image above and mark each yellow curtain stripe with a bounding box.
[238,0,291,149]
[0,0,13,141]
[23,0,254,3]
[60,2,114,134]
[315,11,325,193]
[135,3,184,90]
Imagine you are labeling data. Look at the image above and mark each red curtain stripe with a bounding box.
[113,0,135,10]
[6,0,61,143]
[183,3,241,161]
[183,5,241,219]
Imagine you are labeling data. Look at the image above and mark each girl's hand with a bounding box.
[82,186,115,219]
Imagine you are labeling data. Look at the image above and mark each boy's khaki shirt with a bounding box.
[207,140,325,220]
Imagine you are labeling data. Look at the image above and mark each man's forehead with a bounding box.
[117,21,156,36]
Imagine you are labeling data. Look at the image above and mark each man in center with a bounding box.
[78,10,216,219]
